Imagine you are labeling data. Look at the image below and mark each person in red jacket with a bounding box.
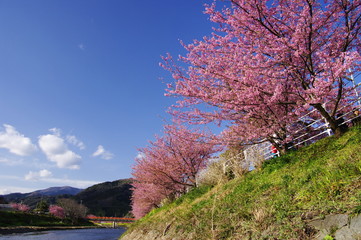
[271,145,279,158]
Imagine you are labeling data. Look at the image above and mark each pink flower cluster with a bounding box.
[131,125,220,219]
[162,0,361,151]
[49,205,65,219]
[10,203,30,212]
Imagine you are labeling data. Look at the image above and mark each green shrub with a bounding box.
[323,235,334,240]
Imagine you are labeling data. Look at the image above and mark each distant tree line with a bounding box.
[8,198,88,224]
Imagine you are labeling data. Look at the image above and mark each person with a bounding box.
[351,109,361,127]
[271,145,279,158]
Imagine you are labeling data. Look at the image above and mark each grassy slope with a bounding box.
[122,127,361,240]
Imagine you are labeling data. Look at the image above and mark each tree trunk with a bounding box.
[311,103,347,137]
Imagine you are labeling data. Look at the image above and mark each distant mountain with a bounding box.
[1,186,83,208]
[2,186,82,201]
[74,179,133,217]
[1,179,134,217]
[29,186,82,197]
[2,192,25,202]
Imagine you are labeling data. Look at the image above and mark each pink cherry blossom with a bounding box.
[49,205,65,219]
[131,125,220,218]
[10,203,30,212]
[162,0,361,150]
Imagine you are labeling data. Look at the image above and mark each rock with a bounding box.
[309,214,349,231]
[334,215,361,240]
[308,214,361,240]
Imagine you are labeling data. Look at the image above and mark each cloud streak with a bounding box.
[92,145,114,160]
[25,169,52,181]
[66,135,86,150]
[0,157,24,166]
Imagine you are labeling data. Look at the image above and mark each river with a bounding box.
[0,228,126,240]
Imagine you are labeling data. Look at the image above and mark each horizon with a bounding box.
[1,177,134,196]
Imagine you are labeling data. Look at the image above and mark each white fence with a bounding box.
[243,80,361,163]
[214,76,361,174]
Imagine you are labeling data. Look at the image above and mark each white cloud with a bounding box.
[0,124,37,156]
[66,135,85,150]
[49,128,61,136]
[24,171,38,181]
[38,130,81,169]
[92,145,114,160]
[25,169,52,181]
[39,169,52,177]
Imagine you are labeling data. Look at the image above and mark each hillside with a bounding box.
[30,186,83,196]
[121,127,361,240]
[74,178,132,217]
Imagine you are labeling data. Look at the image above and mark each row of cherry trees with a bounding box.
[131,125,220,219]
[9,199,87,222]
[10,202,64,218]
[131,0,361,218]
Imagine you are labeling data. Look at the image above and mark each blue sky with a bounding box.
[0,0,216,194]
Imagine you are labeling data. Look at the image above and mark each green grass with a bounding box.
[122,127,361,239]
[0,211,94,227]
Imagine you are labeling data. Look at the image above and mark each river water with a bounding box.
[0,228,126,240]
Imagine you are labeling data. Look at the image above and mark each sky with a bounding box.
[0,0,217,194]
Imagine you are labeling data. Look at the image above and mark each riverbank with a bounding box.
[0,225,103,235]
[0,210,102,235]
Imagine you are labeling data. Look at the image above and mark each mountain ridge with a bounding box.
[1,179,133,217]
[2,186,83,200]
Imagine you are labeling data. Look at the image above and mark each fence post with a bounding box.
[349,69,361,107]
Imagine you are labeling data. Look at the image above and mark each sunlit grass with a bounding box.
[123,127,361,239]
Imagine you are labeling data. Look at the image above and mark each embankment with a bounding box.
[121,127,361,240]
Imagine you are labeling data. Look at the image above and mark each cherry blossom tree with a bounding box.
[131,182,170,219]
[10,203,30,212]
[162,0,361,152]
[131,125,220,218]
[57,198,88,224]
[49,205,65,219]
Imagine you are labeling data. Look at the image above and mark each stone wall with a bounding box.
[309,214,361,240]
